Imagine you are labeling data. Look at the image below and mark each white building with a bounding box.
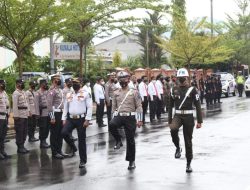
[95,34,142,61]
[0,48,15,69]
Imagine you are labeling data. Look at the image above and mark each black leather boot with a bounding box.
[40,140,50,149]
[114,141,123,150]
[17,145,28,154]
[175,147,182,158]
[128,161,136,170]
[186,160,193,173]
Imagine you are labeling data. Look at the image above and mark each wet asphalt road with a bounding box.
[1,95,250,190]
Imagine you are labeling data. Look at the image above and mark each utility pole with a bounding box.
[146,28,149,68]
[84,44,87,77]
[50,36,55,74]
[210,0,214,37]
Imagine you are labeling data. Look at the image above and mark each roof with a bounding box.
[95,34,137,46]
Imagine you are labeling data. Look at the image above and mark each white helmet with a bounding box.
[177,68,189,77]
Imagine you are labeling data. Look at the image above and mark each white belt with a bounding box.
[69,114,85,119]
[54,108,63,112]
[118,112,136,116]
[175,110,193,114]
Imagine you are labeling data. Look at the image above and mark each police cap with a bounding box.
[29,81,37,86]
[51,75,60,81]
[72,78,80,83]
[16,79,24,84]
[117,71,130,79]
[65,78,72,83]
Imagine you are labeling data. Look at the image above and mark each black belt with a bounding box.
[40,106,47,109]
[0,112,6,115]
[6,106,9,109]
[18,107,27,110]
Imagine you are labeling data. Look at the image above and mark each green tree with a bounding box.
[137,11,168,68]
[0,0,60,77]
[122,56,143,70]
[60,0,164,77]
[112,50,122,67]
[157,17,234,69]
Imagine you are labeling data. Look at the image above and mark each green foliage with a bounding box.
[112,50,122,67]
[0,0,60,77]
[122,56,143,70]
[137,11,168,68]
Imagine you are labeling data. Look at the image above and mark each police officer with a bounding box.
[109,71,143,170]
[236,71,245,97]
[217,75,222,103]
[26,81,39,142]
[63,78,77,141]
[47,75,69,159]
[205,76,212,107]
[35,79,50,149]
[61,78,92,168]
[105,72,116,128]
[148,76,160,123]
[168,68,203,173]
[138,75,149,125]
[0,79,10,159]
[12,79,30,154]
[156,75,164,119]
[198,74,205,104]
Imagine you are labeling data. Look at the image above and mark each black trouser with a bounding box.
[96,99,105,126]
[38,116,50,141]
[110,115,136,162]
[156,95,163,119]
[200,90,204,104]
[217,90,222,102]
[142,96,148,124]
[61,117,87,163]
[0,119,7,152]
[28,115,37,139]
[50,112,63,155]
[149,96,157,121]
[107,100,112,127]
[170,114,195,163]
[14,118,28,146]
[238,84,244,97]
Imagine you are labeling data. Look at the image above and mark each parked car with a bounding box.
[244,76,250,97]
[213,72,237,97]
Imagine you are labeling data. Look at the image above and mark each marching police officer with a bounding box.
[26,81,39,142]
[0,79,10,159]
[109,71,143,170]
[198,74,205,104]
[35,79,50,149]
[168,68,203,173]
[47,75,69,159]
[12,79,30,154]
[61,78,93,168]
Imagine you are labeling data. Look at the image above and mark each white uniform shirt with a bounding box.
[93,83,105,104]
[128,81,137,90]
[115,82,121,89]
[138,82,148,100]
[83,85,92,94]
[62,89,92,121]
[156,80,164,95]
[148,81,161,100]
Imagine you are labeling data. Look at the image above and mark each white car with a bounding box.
[244,76,250,97]
[216,72,237,97]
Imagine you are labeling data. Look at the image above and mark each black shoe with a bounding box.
[23,147,30,153]
[17,147,28,154]
[52,153,64,159]
[60,152,71,158]
[186,164,193,173]
[175,148,182,159]
[128,161,136,170]
[40,140,50,149]
[79,161,86,168]
[1,151,11,159]
[29,137,39,142]
[0,153,5,160]
[98,124,107,127]
[114,141,123,150]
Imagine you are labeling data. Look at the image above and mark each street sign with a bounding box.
[53,42,83,60]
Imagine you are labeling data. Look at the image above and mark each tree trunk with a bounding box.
[79,45,83,78]
[17,52,23,79]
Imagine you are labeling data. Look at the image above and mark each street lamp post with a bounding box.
[210,0,214,37]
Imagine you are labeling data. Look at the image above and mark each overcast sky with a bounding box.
[0,0,243,68]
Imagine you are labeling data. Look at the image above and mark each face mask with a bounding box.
[144,79,148,83]
[31,85,36,90]
[152,80,156,83]
[114,80,118,84]
[67,83,72,88]
[56,80,61,86]
[20,83,25,90]
[110,79,115,83]
[178,77,186,84]
[0,84,5,91]
[86,82,90,87]
[101,81,105,85]
[44,84,49,90]
[73,83,80,91]
[120,81,128,88]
